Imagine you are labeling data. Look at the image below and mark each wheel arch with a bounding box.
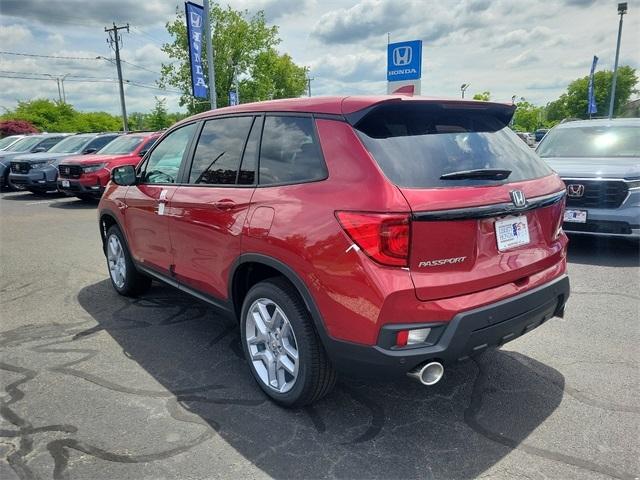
[229,254,331,343]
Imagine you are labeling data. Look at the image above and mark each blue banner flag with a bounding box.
[587,55,598,115]
[185,2,208,99]
[387,40,422,81]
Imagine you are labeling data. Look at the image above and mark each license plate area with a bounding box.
[495,215,530,251]
[563,209,587,223]
[61,180,70,188]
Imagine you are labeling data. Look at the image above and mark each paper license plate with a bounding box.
[563,209,587,223]
[495,215,530,251]
[61,180,70,188]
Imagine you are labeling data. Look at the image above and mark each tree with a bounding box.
[555,66,637,119]
[0,120,39,137]
[147,97,171,130]
[473,91,491,101]
[159,4,307,114]
[512,101,547,132]
[1,99,121,132]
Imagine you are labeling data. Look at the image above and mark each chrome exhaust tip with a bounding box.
[407,361,444,386]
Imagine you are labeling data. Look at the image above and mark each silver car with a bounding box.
[537,118,639,239]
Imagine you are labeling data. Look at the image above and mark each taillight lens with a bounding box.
[335,212,410,267]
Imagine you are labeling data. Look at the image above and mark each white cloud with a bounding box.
[0,24,33,48]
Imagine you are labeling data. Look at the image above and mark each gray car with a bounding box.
[537,118,639,239]
[9,133,120,193]
[0,134,69,190]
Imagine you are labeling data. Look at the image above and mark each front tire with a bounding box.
[105,225,151,296]
[240,277,336,407]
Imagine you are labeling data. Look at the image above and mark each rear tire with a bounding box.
[105,225,152,296]
[240,277,336,407]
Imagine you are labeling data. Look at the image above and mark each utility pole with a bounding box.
[203,0,217,109]
[608,2,627,119]
[306,68,314,97]
[105,22,130,131]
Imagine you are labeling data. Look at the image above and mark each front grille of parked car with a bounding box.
[563,219,633,235]
[10,162,31,174]
[562,179,628,209]
[58,165,83,179]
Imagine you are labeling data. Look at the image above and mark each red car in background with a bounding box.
[58,132,160,200]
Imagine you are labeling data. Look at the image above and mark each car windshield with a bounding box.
[6,136,42,152]
[537,125,640,158]
[354,102,552,188]
[0,136,20,149]
[48,136,90,153]
[97,136,143,155]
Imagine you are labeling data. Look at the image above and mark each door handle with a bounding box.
[213,199,236,211]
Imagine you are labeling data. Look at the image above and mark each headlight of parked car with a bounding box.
[83,163,107,173]
[30,161,50,170]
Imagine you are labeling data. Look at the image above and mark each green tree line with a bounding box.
[1,97,184,133]
[472,66,638,132]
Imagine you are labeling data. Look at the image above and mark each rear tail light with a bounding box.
[336,212,410,267]
[396,327,432,347]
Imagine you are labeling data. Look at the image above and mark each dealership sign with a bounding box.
[185,2,208,99]
[387,40,422,81]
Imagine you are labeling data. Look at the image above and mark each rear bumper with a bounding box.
[324,274,570,377]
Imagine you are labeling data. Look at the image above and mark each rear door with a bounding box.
[124,123,197,274]
[168,115,258,300]
[353,101,566,301]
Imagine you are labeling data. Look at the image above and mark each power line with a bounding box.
[0,51,98,61]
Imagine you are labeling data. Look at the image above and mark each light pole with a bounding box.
[608,2,627,119]
[460,83,469,99]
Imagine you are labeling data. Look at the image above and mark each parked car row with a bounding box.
[0,131,159,200]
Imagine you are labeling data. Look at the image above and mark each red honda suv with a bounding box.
[98,96,570,406]
[58,132,159,200]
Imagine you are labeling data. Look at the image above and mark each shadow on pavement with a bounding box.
[73,279,566,479]
[49,198,98,209]
[567,234,639,267]
[0,191,65,201]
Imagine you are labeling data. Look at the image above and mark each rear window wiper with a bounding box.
[439,168,512,180]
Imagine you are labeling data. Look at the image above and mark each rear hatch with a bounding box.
[352,100,566,301]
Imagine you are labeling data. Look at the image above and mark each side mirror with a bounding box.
[32,147,46,153]
[112,165,137,186]
[83,148,98,154]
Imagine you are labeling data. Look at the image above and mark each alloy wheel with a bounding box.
[245,298,300,393]
[107,234,126,289]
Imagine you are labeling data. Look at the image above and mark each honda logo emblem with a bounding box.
[510,190,527,208]
[392,46,412,66]
[566,184,585,198]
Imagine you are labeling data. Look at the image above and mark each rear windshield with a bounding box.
[537,125,640,158]
[97,135,144,155]
[354,102,552,188]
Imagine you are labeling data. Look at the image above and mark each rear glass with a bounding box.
[354,103,552,188]
[537,125,640,158]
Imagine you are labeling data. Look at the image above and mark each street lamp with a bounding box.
[460,83,469,99]
[608,2,627,119]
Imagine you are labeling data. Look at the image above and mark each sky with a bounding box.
[1,0,639,115]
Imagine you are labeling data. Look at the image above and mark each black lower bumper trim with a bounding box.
[323,275,570,377]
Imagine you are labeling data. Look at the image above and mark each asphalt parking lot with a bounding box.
[1,190,638,480]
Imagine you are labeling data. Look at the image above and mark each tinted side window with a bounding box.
[142,123,197,184]
[259,116,326,185]
[238,117,262,185]
[189,116,253,185]
[87,135,117,152]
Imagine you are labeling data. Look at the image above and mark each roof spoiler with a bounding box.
[345,99,516,129]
